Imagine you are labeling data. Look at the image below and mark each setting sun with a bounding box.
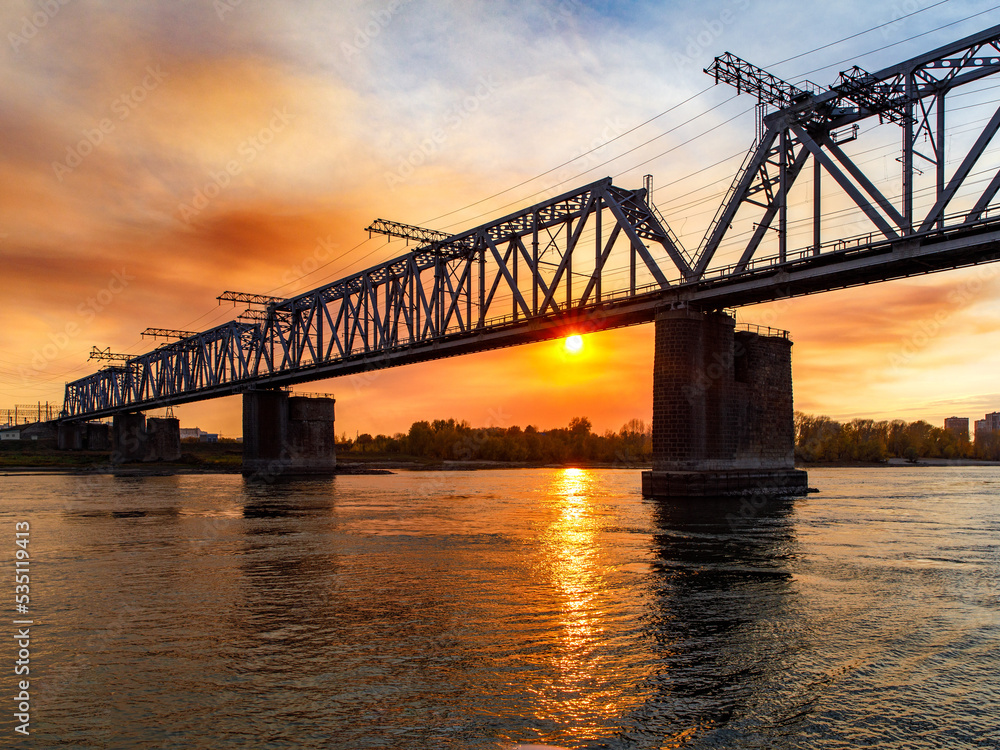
[564,335,584,354]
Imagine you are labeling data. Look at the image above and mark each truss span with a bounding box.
[62,25,1000,420]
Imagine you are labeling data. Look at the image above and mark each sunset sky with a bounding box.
[2,0,1000,438]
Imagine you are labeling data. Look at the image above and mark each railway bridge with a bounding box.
[57,27,1000,494]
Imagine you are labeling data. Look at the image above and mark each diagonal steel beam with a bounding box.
[694,129,779,277]
[579,223,623,305]
[822,136,906,230]
[603,191,672,289]
[734,145,810,273]
[538,192,598,314]
[920,102,1000,233]
[484,234,532,318]
[965,168,1000,224]
[792,125,899,240]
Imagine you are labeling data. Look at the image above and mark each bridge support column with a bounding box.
[58,421,111,451]
[242,390,337,478]
[641,308,808,498]
[111,413,181,463]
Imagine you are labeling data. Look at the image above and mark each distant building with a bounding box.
[974,412,1000,443]
[180,426,222,442]
[944,417,969,441]
[1,421,57,442]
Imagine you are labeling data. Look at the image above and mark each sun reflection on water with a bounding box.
[532,468,631,737]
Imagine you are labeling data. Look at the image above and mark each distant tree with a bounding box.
[795,413,844,462]
[618,418,651,463]
[407,421,434,455]
[975,431,1000,461]
[795,412,980,463]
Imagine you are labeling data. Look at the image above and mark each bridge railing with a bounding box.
[736,323,790,339]
[700,207,1000,283]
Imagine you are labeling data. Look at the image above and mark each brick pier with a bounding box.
[111,413,181,463]
[642,308,808,498]
[242,390,337,478]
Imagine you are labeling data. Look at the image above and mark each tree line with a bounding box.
[347,417,652,464]
[343,413,1000,464]
[795,413,1000,462]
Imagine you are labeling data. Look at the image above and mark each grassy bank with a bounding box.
[0,439,653,473]
[0,439,244,471]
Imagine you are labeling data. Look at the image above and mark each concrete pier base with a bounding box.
[242,390,337,478]
[642,308,808,498]
[57,421,111,451]
[641,469,809,498]
[111,413,181,463]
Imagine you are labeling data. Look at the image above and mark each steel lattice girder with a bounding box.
[61,179,685,418]
[694,24,1000,277]
[63,321,259,417]
[252,179,684,370]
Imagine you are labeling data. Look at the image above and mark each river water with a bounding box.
[1,467,997,748]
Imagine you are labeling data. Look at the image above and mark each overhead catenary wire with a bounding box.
[790,4,1000,80]
[434,95,749,234]
[418,85,718,227]
[254,4,1000,303]
[45,84,1000,389]
[765,0,954,68]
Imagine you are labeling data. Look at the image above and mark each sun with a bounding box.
[564,334,584,354]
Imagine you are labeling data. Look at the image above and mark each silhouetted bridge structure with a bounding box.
[57,27,1000,493]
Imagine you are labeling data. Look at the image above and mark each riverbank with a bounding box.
[4,440,997,476]
[797,457,1000,468]
[0,440,654,476]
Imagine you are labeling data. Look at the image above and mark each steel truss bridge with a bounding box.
[63,26,1000,420]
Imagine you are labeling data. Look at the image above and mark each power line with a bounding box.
[258,7,1000,299]
[264,237,375,297]
[28,7,1000,400]
[766,0,954,68]
[793,4,1000,80]
[418,85,717,226]
[413,4,989,238]
[436,95,745,233]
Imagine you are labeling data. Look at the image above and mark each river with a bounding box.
[0,466,997,748]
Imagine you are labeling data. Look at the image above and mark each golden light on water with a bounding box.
[531,467,636,737]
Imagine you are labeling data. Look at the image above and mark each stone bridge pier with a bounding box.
[57,421,111,451]
[642,308,808,498]
[242,390,337,478]
[111,412,181,463]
